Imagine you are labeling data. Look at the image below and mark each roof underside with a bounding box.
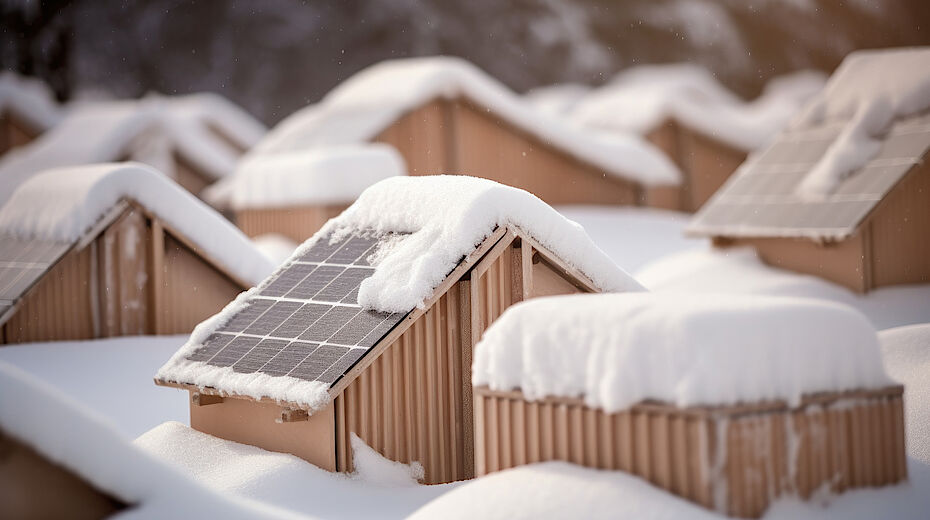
[183,231,409,388]
[687,110,930,240]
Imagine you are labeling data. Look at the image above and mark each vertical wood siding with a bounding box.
[474,388,907,518]
[236,205,349,243]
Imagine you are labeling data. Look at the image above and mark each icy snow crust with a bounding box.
[880,324,930,464]
[0,163,274,286]
[571,64,825,152]
[227,144,406,209]
[247,56,680,186]
[0,362,308,519]
[158,176,641,409]
[0,71,62,132]
[795,47,930,197]
[0,93,265,206]
[473,292,892,412]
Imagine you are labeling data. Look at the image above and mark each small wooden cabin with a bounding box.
[0,72,62,156]
[215,56,679,237]
[0,163,272,344]
[0,93,266,206]
[157,178,642,484]
[688,51,930,293]
[570,66,824,212]
[471,293,907,518]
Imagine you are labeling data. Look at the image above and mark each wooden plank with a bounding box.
[149,218,165,334]
[191,392,223,406]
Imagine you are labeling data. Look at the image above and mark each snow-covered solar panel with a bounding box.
[186,231,408,386]
[0,234,71,324]
[689,113,930,239]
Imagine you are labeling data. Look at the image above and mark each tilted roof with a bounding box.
[0,72,62,132]
[688,48,930,240]
[157,176,643,411]
[0,163,274,327]
[241,56,679,187]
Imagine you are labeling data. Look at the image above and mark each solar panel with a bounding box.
[0,234,72,323]
[689,112,930,238]
[188,231,408,387]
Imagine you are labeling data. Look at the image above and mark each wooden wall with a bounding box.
[236,204,348,242]
[173,154,213,200]
[720,164,930,293]
[375,98,644,207]
[0,430,125,520]
[1,203,246,343]
[333,232,593,484]
[474,386,907,518]
[0,112,38,156]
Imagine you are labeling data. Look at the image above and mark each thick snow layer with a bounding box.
[571,64,825,151]
[0,71,62,131]
[0,362,310,520]
[0,93,265,205]
[524,83,591,116]
[0,335,188,439]
[253,233,299,265]
[349,433,424,486]
[250,56,680,187]
[224,144,405,209]
[556,206,702,272]
[136,421,456,520]
[409,460,930,520]
[473,292,891,411]
[880,324,930,464]
[795,47,930,197]
[324,175,644,313]
[0,162,274,286]
[636,246,930,331]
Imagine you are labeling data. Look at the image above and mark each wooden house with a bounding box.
[0,72,62,156]
[206,56,680,237]
[157,176,643,485]
[571,65,824,212]
[217,144,406,242]
[471,293,906,518]
[0,163,273,344]
[0,93,266,206]
[688,49,930,292]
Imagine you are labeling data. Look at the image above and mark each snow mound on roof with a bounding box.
[0,93,265,206]
[523,83,592,116]
[317,175,644,313]
[0,72,62,131]
[571,64,825,151]
[795,47,930,197]
[0,362,307,519]
[252,233,299,265]
[0,162,274,285]
[224,144,405,210]
[473,292,891,412]
[880,324,930,464]
[250,56,679,187]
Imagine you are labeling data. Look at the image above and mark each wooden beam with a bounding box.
[191,392,223,406]
[515,229,599,293]
[279,408,309,423]
[149,218,165,334]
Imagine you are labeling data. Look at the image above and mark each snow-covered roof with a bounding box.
[246,56,679,187]
[570,64,825,152]
[0,72,62,132]
[157,176,642,411]
[689,47,930,240]
[0,163,274,286]
[473,292,892,412]
[0,361,308,519]
[523,83,591,116]
[210,144,406,210]
[0,93,266,206]
[880,324,930,465]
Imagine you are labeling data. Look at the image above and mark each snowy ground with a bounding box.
[0,335,189,438]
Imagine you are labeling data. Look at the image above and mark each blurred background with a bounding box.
[3,0,930,124]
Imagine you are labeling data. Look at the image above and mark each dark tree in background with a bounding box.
[2,0,929,124]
